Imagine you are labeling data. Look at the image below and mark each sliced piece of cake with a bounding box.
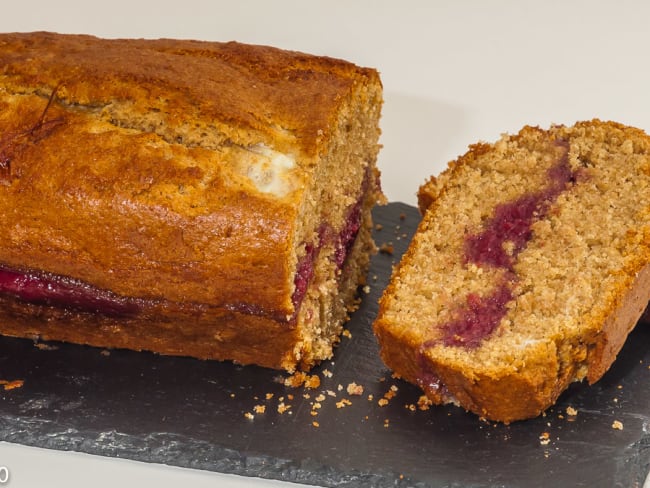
[374,120,650,422]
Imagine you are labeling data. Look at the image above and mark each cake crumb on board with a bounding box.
[0,379,24,391]
[346,382,364,396]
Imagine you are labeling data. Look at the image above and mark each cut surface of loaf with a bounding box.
[374,120,650,422]
[0,32,384,371]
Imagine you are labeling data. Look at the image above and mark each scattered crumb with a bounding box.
[34,342,59,351]
[327,390,337,397]
[383,418,390,428]
[367,394,374,401]
[539,432,551,445]
[362,285,371,295]
[399,213,406,220]
[417,395,431,411]
[383,385,398,400]
[379,243,394,255]
[336,399,352,409]
[99,349,110,356]
[244,412,255,420]
[566,406,578,417]
[405,404,416,412]
[253,405,266,414]
[283,371,321,389]
[374,223,383,231]
[346,382,364,396]
[612,420,624,430]
[315,393,326,402]
[287,394,294,401]
[376,384,399,407]
[322,369,333,378]
[277,402,292,414]
[342,329,353,338]
[337,384,343,391]
[0,379,24,391]
[230,393,236,398]
[265,393,274,400]
[310,410,319,417]
[312,421,320,428]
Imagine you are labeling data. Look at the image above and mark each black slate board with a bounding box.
[0,202,648,487]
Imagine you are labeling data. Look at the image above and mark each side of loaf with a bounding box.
[0,32,384,371]
[374,120,650,423]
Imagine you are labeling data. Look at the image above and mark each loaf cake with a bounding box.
[0,32,384,371]
[374,120,650,423]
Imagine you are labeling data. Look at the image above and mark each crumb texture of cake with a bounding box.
[374,120,650,422]
[0,32,384,371]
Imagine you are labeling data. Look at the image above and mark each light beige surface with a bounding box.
[1,0,650,486]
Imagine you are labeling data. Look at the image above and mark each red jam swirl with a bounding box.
[439,139,576,348]
[437,282,514,348]
[290,196,364,310]
[0,266,141,317]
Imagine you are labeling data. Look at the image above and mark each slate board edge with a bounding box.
[0,411,434,488]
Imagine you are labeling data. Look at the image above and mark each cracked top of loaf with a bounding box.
[0,32,383,316]
[0,31,378,157]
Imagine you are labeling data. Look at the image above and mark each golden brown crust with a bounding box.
[586,263,650,383]
[0,81,296,312]
[0,32,381,312]
[0,32,380,157]
[0,32,384,370]
[0,32,380,310]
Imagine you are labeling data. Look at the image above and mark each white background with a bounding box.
[1,1,649,486]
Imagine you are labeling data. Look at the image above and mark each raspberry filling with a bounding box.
[439,139,577,348]
[0,192,366,321]
[291,195,365,311]
[0,266,142,317]
[291,242,319,311]
[436,283,514,348]
[464,140,575,270]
